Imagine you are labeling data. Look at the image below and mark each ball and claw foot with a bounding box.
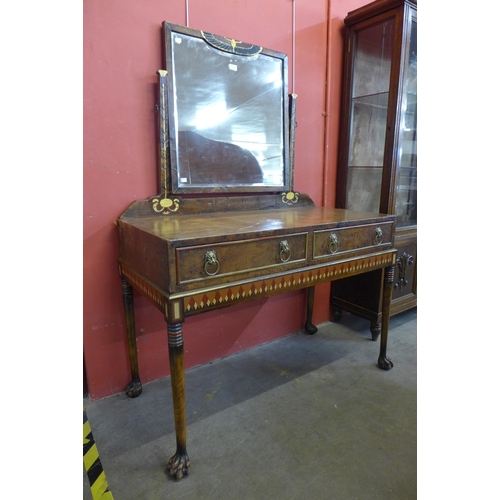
[304,320,318,335]
[377,356,394,371]
[166,452,190,480]
[125,378,142,398]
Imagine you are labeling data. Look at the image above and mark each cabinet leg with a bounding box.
[370,322,381,341]
[332,305,342,323]
[377,266,395,370]
[166,322,190,480]
[304,286,318,334]
[121,279,142,397]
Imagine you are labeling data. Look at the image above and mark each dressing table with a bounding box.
[118,21,396,480]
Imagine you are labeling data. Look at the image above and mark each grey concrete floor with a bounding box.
[83,308,417,500]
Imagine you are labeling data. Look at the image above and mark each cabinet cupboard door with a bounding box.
[394,14,417,228]
[346,18,395,215]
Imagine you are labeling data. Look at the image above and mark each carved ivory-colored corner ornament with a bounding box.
[281,191,300,205]
[152,196,180,214]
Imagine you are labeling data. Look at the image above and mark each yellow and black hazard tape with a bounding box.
[83,409,114,500]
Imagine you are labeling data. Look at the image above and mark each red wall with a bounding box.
[83,0,370,400]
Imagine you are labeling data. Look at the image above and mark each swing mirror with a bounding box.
[162,21,291,194]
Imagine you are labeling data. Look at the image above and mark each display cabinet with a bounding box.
[331,0,417,338]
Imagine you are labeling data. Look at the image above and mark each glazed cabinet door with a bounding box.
[391,5,417,311]
[343,15,396,214]
[393,6,417,229]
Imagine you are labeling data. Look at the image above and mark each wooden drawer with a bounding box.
[176,232,308,284]
[313,222,393,259]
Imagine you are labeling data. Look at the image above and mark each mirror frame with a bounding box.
[160,21,292,195]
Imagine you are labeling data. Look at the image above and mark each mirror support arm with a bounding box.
[157,69,169,197]
[289,93,298,190]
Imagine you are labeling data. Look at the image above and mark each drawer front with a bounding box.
[313,222,393,259]
[176,233,308,284]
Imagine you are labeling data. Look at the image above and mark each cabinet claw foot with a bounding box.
[377,356,394,371]
[125,378,142,398]
[166,452,190,480]
[304,320,318,335]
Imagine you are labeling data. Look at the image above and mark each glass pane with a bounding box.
[395,18,417,227]
[346,19,395,213]
[171,32,285,189]
[346,166,383,213]
[352,22,394,99]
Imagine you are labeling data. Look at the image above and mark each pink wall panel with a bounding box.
[323,0,370,208]
[84,0,372,400]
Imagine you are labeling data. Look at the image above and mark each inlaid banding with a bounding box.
[168,324,184,347]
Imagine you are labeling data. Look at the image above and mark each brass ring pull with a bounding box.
[328,233,339,254]
[279,240,291,263]
[204,250,220,276]
[374,227,383,245]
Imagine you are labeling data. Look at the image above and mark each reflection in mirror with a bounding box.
[163,23,290,193]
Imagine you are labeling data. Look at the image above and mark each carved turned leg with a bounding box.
[121,279,142,397]
[377,266,395,370]
[304,286,318,334]
[166,322,190,480]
